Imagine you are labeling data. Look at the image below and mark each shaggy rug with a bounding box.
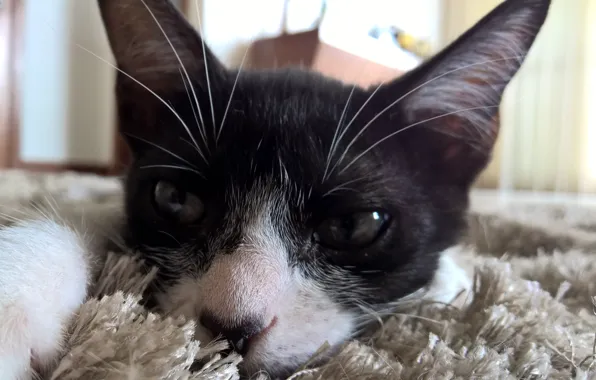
[1,170,596,380]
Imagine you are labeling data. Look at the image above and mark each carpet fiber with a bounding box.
[1,170,596,379]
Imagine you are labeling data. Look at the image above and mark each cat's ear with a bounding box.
[389,0,551,187]
[98,0,225,93]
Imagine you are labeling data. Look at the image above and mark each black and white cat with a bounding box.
[0,0,551,378]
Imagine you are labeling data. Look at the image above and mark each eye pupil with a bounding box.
[167,188,184,208]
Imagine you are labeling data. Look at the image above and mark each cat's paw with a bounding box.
[0,219,91,380]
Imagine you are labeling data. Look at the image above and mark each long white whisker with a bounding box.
[321,175,369,198]
[217,47,249,143]
[331,55,525,176]
[140,0,208,155]
[75,44,201,156]
[321,186,360,197]
[322,84,357,182]
[338,105,500,175]
[140,165,205,179]
[194,0,217,140]
[326,82,385,179]
[179,69,210,158]
[124,133,200,169]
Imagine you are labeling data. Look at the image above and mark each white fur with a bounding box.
[199,198,291,325]
[158,249,469,375]
[0,199,470,378]
[0,219,91,380]
[156,193,358,374]
[423,250,473,305]
[157,267,356,375]
[156,189,471,375]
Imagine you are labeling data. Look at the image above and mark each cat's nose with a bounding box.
[199,312,266,355]
[198,250,286,352]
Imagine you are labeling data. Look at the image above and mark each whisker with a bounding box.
[140,0,207,158]
[217,47,249,143]
[331,55,525,176]
[125,133,201,170]
[194,0,217,140]
[140,165,205,179]
[158,230,183,247]
[179,68,210,156]
[321,175,369,198]
[326,82,385,179]
[321,186,359,197]
[323,176,369,197]
[339,105,500,175]
[73,45,199,159]
[0,211,25,224]
[323,84,357,182]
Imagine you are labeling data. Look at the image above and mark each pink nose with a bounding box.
[199,312,267,354]
[198,250,286,350]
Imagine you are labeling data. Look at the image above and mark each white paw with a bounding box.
[0,219,90,379]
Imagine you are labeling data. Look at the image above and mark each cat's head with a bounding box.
[99,0,550,377]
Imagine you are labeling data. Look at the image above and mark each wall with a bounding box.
[65,0,115,166]
[16,0,443,168]
[582,0,596,192]
[20,0,71,163]
[187,0,440,69]
[186,0,302,68]
[19,0,292,167]
[19,0,115,166]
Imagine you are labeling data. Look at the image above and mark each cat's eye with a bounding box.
[152,181,204,224]
[313,211,391,250]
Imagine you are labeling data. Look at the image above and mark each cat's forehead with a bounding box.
[183,70,373,175]
[233,69,363,124]
[133,69,397,201]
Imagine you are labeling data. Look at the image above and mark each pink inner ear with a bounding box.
[441,112,500,141]
[444,145,462,161]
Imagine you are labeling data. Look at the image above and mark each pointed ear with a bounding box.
[395,0,551,187]
[98,0,225,93]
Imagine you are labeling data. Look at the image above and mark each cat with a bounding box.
[0,0,551,378]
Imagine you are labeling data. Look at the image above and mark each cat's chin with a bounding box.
[198,308,354,378]
[238,251,472,378]
[191,320,347,379]
[239,342,341,380]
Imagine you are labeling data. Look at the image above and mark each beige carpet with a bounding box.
[1,170,596,379]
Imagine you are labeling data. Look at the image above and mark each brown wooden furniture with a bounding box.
[0,0,21,169]
[248,29,403,88]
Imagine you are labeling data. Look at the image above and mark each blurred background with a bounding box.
[0,0,595,200]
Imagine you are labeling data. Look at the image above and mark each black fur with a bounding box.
[99,0,552,377]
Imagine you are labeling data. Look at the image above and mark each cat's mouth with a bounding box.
[232,315,279,355]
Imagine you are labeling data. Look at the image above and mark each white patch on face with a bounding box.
[199,195,291,325]
[155,186,356,375]
[158,269,356,375]
[155,185,472,376]
[242,274,355,374]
